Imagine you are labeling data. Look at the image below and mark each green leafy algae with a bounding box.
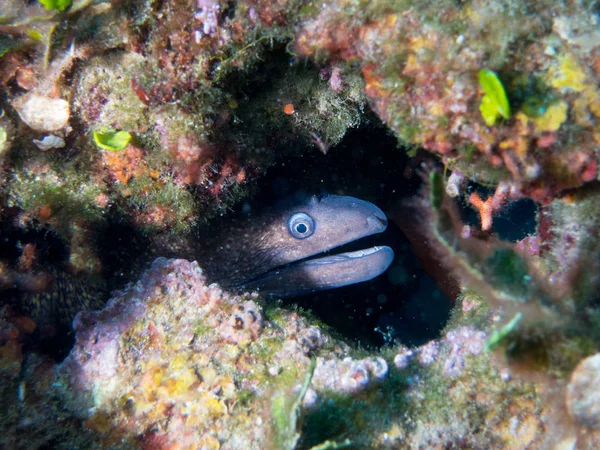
[93,130,131,151]
[38,0,71,12]
[478,69,511,126]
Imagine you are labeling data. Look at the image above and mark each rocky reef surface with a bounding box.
[1,0,600,448]
[57,257,392,449]
[3,256,596,449]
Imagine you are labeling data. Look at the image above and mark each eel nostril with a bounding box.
[368,212,388,229]
[375,212,388,227]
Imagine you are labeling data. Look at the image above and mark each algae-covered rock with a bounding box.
[55,258,387,448]
[567,354,600,430]
[296,0,600,201]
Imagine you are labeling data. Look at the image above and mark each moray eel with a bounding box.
[14,269,106,330]
[10,194,393,328]
[198,194,395,298]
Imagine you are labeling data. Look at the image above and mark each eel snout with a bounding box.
[369,210,388,229]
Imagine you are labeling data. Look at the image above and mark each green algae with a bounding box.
[299,356,408,448]
[74,53,151,133]
[486,312,523,351]
[7,156,105,239]
[93,130,131,151]
[484,249,532,300]
[271,357,316,450]
[193,319,211,337]
[250,338,284,371]
[126,174,198,234]
[229,61,366,155]
[236,388,255,407]
[504,325,599,378]
[38,0,71,12]
[478,69,511,126]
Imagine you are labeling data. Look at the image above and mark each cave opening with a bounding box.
[247,122,454,349]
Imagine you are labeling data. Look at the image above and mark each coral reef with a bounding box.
[388,168,600,446]
[0,0,368,296]
[1,249,600,448]
[296,0,600,202]
[1,0,600,448]
[2,257,583,449]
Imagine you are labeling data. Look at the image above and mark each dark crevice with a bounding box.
[247,123,453,348]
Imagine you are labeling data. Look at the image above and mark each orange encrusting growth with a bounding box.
[101,145,147,184]
[469,193,494,231]
[283,103,295,115]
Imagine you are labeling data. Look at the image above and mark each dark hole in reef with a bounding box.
[462,183,538,242]
[248,123,453,349]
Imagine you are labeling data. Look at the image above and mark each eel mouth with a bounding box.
[289,245,392,267]
[238,238,395,298]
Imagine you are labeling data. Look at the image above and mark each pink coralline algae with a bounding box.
[395,326,487,377]
[442,327,487,377]
[54,258,389,448]
[195,0,223,39]
[311,355,388,395]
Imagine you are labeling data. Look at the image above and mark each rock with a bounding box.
[12,94,70,132]
[566,353,600,429]
[54,258,388,448]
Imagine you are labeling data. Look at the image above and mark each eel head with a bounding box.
[203,194,394,298]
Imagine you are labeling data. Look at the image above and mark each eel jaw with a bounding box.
[237,245,395,298]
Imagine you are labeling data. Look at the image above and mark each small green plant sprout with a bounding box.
[38,0,71,11]
[478,69,511,126]
[486,312,523,351]
[93,129,131,151]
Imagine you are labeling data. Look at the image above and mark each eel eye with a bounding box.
[288,213,315,239]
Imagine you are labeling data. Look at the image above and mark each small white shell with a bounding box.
[12,94,70,132]
[33,134,66,151]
